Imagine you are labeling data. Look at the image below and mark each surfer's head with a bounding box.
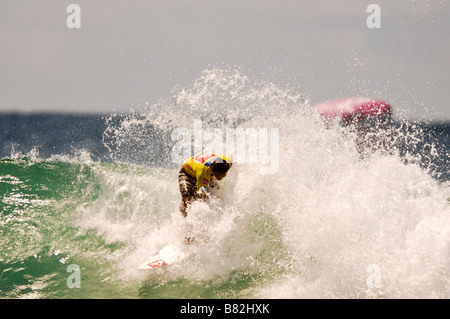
[212,160,231,180]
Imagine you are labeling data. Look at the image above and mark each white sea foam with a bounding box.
[77,67,449,298]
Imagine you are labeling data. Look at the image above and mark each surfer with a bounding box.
[178,153,232,219]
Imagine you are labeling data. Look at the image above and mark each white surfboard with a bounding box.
[137,244,186,270]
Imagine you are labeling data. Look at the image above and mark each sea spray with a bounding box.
[99,68,449,298]
[1,67,448,298]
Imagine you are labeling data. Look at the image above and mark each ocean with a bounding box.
[0,69,449,299]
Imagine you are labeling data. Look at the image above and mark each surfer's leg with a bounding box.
[178,172,197,217]
[179,172,203,244]
[180,196,195,218]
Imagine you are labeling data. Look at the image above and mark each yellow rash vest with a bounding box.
[182,153,233,192]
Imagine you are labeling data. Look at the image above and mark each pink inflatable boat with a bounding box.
[314,98,392,123]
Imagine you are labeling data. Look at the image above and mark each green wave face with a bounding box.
[0,158,108,298]
[0,158,286,299]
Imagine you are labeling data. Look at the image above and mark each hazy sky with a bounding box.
[1,0,449,120]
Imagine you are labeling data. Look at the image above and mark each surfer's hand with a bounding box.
[197,189,210,201]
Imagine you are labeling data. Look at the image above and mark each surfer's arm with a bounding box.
[195,167,211,194]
